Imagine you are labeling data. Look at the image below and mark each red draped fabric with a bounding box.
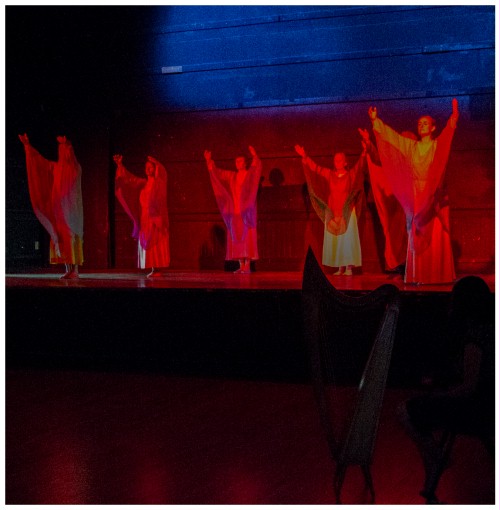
[23,140,84,264]
[207,156,262,259]
[372,117,456,284]
[115,166,145,242]
[115,161,170,268]
[301,154,366,236]
[365,142,408,270]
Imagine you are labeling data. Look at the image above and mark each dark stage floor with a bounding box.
[5,268,497,505]
[5,268,496,293]
[5,369,496,505]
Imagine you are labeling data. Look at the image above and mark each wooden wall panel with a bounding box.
[148,7,493,69]
[126,50,495,112]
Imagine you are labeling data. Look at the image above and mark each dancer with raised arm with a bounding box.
[295,132,367,275]
[368,99,459,284]
[19,133,84,279]
[204,146,262,274]
[114,154,170,277]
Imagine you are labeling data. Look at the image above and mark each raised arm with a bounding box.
[18,133,30,147]
[204,149,234,181]
[248,145,262,172]
[113,154,126,177]
[294,144,306,158]
[248,145,259,163]
[113,154,146,186]
[358,127,380,165]
[19,132,55,168]
[450,98,459,130]
[295,144,330,177]
[368,106,414,158]
[204,149,216,171]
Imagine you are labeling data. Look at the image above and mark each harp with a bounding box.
[302,247,400,503]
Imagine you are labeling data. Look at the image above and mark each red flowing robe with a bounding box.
[115,161,170,269]
[372,117,456,284]
[207,156,262,260]
[365,141,408,270]
[23,140,84,265]
[302,153,366,234]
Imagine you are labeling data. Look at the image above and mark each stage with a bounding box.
[6,269,496,386]
[5,268,495,292]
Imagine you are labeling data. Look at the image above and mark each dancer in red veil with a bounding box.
[368,99,459,284]
[19,133,84,279]
[295,134,367,276]
[204,146,262,274]
[114,154,170,277]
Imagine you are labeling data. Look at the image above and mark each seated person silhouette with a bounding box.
[398,276,495,503]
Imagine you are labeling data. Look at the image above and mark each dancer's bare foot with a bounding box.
[61,268,79,279]
[147,269,162,278]
[235,259,251,274]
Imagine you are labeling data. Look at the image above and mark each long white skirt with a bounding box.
[322,209,362,268]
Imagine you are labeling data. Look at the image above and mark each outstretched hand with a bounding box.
[358,128,370,142]
[18,133,29,146]
[56,135,67,144]
[248,145,257,157]
[203,150,212,162]
[294,144,306,158]
[368,106,378,121]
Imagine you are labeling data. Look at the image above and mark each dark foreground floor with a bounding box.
[5,369,496,505]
